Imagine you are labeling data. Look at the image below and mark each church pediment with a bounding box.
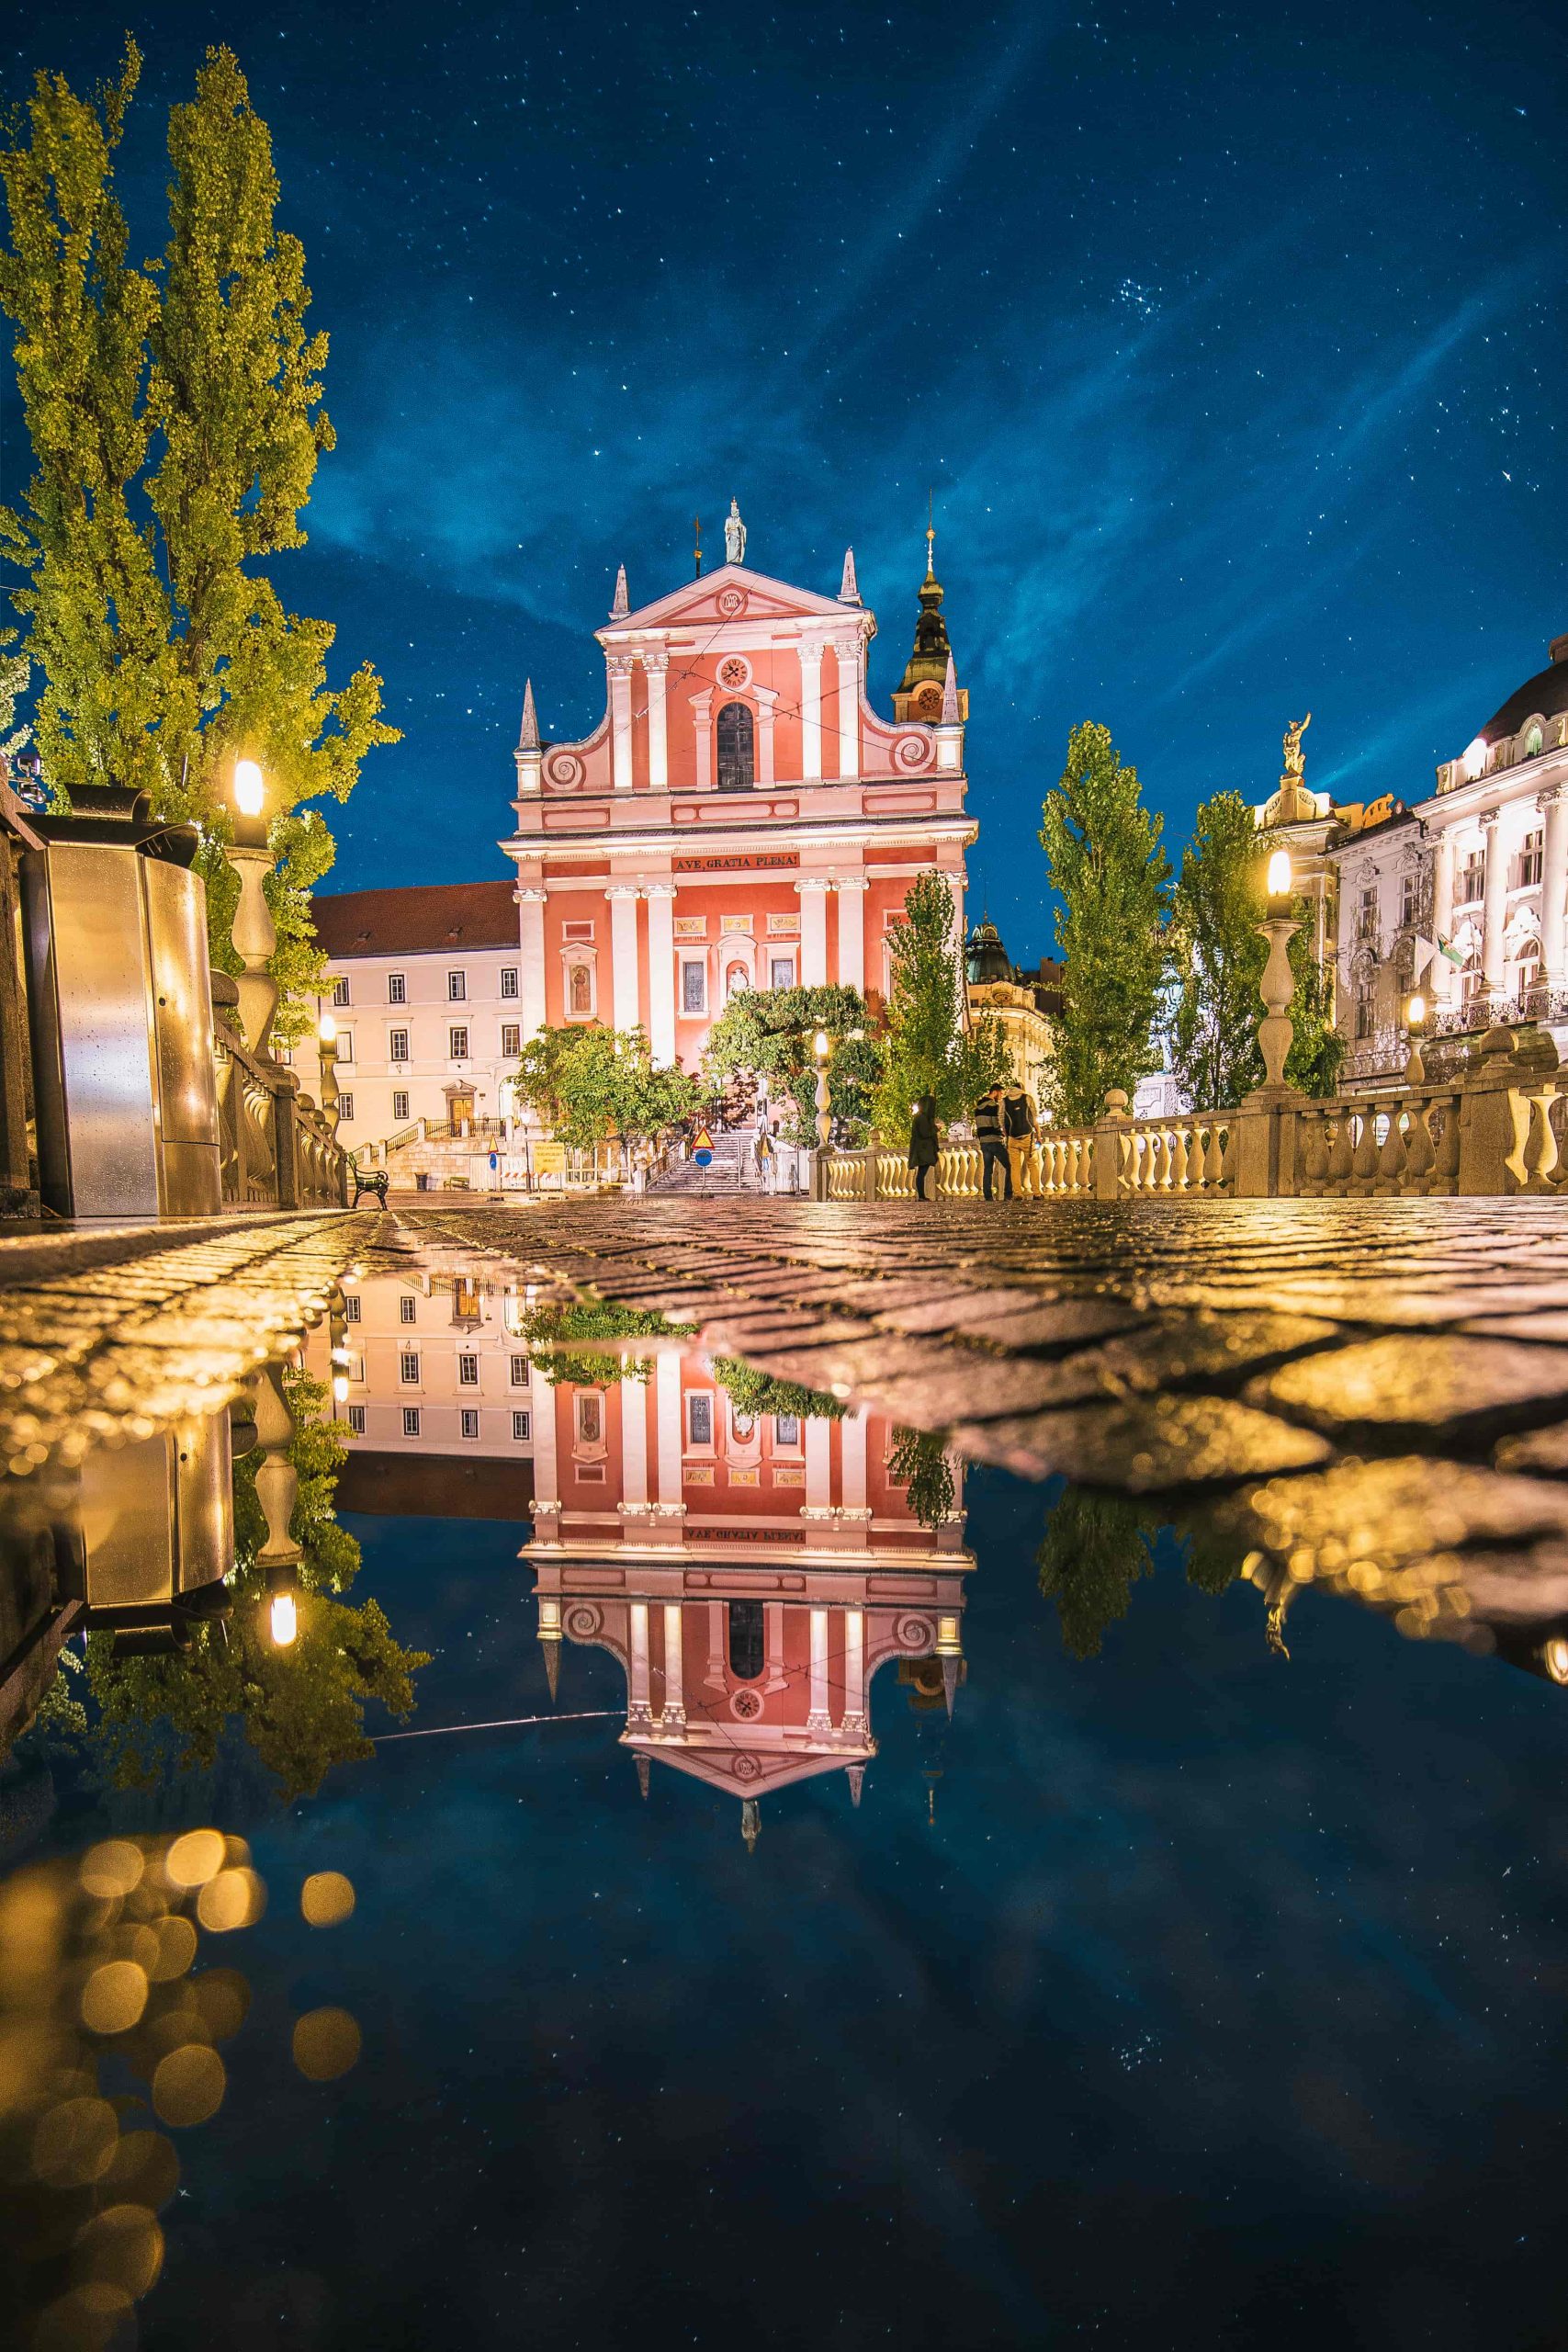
[603,562,855,639]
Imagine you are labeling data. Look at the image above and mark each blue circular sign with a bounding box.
[694,1148,714,1168]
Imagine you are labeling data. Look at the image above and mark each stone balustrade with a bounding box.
[211,975,348,1210]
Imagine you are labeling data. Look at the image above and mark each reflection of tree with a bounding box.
[710,1359,845,1423]
[889,1429,955,1532]
[1036,1487,1244,1657]
[517,1299,690,1388]
[70,1372,427,1803]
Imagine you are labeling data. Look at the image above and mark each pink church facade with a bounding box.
[504,521,976,1067]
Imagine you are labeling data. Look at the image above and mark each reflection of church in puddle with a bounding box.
[525,1352,971,1846]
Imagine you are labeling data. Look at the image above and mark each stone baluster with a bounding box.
[1325,1114,1355,1191]
[1349,1108,1380,1192]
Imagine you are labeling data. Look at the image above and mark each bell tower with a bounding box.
[893,512,968,724]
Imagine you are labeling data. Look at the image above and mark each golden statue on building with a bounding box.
[1282,711,1312,781]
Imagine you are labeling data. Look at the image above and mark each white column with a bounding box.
[517,886,548,1041]
[799,640,823,783]
[645,650,668,791]
[807,1605,831,1737]
[705,1600,726,1690]
[765,1602,787,1692]
[798,878,830,986]
[1480,810,1506,1004]
[620,1377,648,1509]
[835,876,867,994]
[627,1600,652,1730]
[608,886,641,1032]
[608,654,634,792]
[1429,831,1455,1004]
[645,883,677,1066]
[840,1410,868,1515]
[691,692,714,791]
[660,1601,685,1730]
[530,1373,558,1507]
[655,1351,683,1504]
[1539,787,1568,989]
[833,637,861,780]
[841,1607,866,1739]
[805,1416,831,1512]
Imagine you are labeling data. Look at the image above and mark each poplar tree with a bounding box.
[1039,723,1169,1125]
[0,43,395,1039]
[872,871,1008,1141]
[1168,789,1269,1108]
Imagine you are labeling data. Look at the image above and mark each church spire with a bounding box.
[846,1763,865,1809]
[740,1797,761,1854]
[892,503,963,721]
[838,547,861,605]
[518,678,540,752]
[940,654,959,727]
[610,564,629,620]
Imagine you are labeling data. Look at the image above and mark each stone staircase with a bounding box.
[653,1128,752,1193]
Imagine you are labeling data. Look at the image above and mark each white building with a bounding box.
[312,1267,540,1464]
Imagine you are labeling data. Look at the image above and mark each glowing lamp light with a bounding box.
[318,1011,338,1045]
[1543,1636,1568,1686]
[233,758,265,818]
[1266,849,1292,900]
[1407,991,1427,1028]
[813,1030,830,1057]
[270,1590,298,1647]
[332,1373,350,1404]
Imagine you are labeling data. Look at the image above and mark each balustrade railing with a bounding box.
[1294,1089,1463,1198]
[211,975,348,1210]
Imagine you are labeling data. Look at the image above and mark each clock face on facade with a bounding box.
[718,655,750,690]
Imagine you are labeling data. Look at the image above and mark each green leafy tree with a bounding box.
[888,1428,956,1532]
[1283,928,1346,1098]
[516,1298,687,1387]
[0,43,397,1041]
[1040,723,1170,1124]
[873,873,1008,1143]
[1036,1487,1156,1657]
[64,1371,427,1802]
[512,1023,702,1163]
[701,983,878,1146]
[0,631,26,759]
[1168,791,1270,1108]
[710,1360,845,1421]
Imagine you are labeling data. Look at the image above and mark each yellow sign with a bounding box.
[532,1141,568,1174]
[692,1127,715,1154]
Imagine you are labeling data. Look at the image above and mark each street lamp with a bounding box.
[1404,989,1429,1087]
[267,1566,299,1647]
[1255,850,1299,1091]
[231,759,277,1055]
[812,1029,832,1150]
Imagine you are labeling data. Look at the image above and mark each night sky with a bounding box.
[4,1,1564,964]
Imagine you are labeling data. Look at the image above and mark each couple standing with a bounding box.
[908,1082,1038,1202]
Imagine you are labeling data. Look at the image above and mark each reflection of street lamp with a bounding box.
[813,1029,832,1150]
[231,759,277,1054]
[267,1566,299,1648]
[1404,989,1429,1086]
[317,1009,341,1132]
[1255,851,1300,1091]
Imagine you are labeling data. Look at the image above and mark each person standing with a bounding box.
[908,1096,941,1201]
[754,1122,775,1193]
[1002,1082,1037,1200]
[976,1084,1011,1202]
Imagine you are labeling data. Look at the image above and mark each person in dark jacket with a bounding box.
[1001,1083,1037,1199]
[975,1084,1011,1201]
[908,1096,940,1200]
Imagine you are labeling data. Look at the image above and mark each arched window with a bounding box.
[728,1600,764,1680]
[1525,725,1544,759]
[716,700,755,792]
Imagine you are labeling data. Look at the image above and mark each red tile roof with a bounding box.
[311,880,519,957]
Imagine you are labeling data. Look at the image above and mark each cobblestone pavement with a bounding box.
[392,1196,1568,1663]
[0,1213,379,1479]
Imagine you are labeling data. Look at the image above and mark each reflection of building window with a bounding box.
[1353,973,1375,1040]
[343,1295,361,1323]
[512,1410,531,1442]
[400,1295,417,1326]
[687,1392,714,1448]
[388,973,406,1004]
[393,1090,410,1122]
[576,1391,604,1448]
[681,961,706,1015]
[347,1404,366,1435]
[500,967,519,999]
[402,1407,421,1438]
[335,1031,353,1062]
[510,1353,527,1385]
[389,1027,409,1062]
[1520,831,1543,887]
[338,1091,354,1122]
[774,1413,800,1448]
[1399,874,1417,928]
[1459,854,1483,905]
[460,1409,479,1441]
[458,1353,479,1385]
[400,1351,420,1385]
[728,1600,764,1679]
[770,956,795,989]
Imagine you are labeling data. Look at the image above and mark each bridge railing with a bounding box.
[211,975,348,1210]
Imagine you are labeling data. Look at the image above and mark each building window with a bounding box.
[501,1023,521,1057]
[388,972,406,1004]
[400,1295,417,1326]
[1520,831,1543,888]
[343,1294,361,1323]
[769,956,795,990]
[402,1407,421,1438]
[450,1025,469,1060]
[728,1600,764,1680]
[500,967,519,1000]
[1399,875,1417,930]
[681,960,706,1015]
[392,1090,410,1123]
[458,1353,479,1385]
[338,1091,354,1123]
[400,1351,420,1385]
[687,1392,714,1448]
[1354,972,1375,1041]
[716,700,755,792]
[347,1404,366,1435]
[510,1353,528,1385]
[460,1408,480,1441]
[1525,725,1544,759]
[1357,887,1378,942]
[512,1409,531,1442]
[335,1030,353,1062]
[567,964,593,1018]
[332,976,350,1008]
[389,1027,410,1062]
[448,970,467,1002]
[1459,854,1484,904]
[774,1412,801,1448]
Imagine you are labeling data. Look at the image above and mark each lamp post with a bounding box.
[317,1009,341,1133]
[1404,989,1429,1087]
[231,758,278,1057]
[252,1361,302,1648]
[813,1028,832,1150]
[1256,849,1301,1090]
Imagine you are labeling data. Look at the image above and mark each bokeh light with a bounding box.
[300,1871,355,1928]
[292,2007,362,2081]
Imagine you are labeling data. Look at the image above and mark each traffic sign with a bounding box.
[692,1125,715,1169]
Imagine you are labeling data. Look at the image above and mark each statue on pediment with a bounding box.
[725,499,746,566]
